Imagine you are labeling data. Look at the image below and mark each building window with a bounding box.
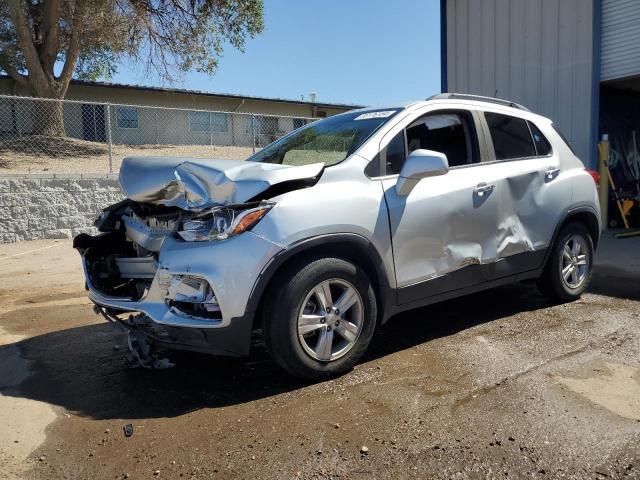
[116,106,138,129]
[244,115,253,134]
[258,115,278,135]
[211,112,228,133]
[0,100,14,133]
[189,111,229,133]
[244,115,278,135]
[485,112,536,160]
[189,111,209,132]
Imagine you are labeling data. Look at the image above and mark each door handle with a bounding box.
[545,167,560,180]
[474,183,495,196]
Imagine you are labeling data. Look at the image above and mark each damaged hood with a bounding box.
[119,156,325,210]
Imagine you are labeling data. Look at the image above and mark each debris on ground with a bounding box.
[125,330,174,369]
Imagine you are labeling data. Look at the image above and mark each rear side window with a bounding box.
[527,121,552,156]
[552,124,576,155]
[485,112,536,160]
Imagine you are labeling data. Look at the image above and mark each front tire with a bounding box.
[263,257,377,380]
[538,223,594,302]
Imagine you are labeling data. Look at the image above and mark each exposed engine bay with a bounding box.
[73,198,281,367]
[75,198,274,318]
[74,155,327,366]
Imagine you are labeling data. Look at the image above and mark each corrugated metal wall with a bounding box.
[601,0,640,81]
[444,0,596,165]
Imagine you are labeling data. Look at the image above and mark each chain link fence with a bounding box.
[0,94,316,174]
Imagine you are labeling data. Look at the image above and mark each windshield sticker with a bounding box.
[354,110,397,121]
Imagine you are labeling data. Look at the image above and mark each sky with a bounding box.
[112,0,442,107]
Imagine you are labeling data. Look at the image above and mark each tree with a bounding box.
[0,0,264,136]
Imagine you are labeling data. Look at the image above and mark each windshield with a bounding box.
[247,108,402,166]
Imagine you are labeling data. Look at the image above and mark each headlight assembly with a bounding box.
[178,202,273,242]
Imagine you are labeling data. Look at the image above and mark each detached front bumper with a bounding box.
[76,231,283,356]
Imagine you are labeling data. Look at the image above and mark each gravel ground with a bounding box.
[0,136,254,173]
[0,234,639,479]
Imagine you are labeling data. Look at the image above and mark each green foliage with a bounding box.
[75,49,121,81]
[0,0,264,94]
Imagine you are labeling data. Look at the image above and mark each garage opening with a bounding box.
[599,76,640,229]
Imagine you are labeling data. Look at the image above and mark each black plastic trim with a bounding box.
[542,204,601,267]
[244,233,394,320]
[387,267,542,318]
[396,249,547,306]
[131,312,253,357]
[440,0,448,93]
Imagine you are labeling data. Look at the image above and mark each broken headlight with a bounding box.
[178,202,273,242]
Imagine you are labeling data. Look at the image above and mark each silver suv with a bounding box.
[75,94,600,379]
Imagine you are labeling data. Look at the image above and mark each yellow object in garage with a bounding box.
[598,138,630,230]
[597,136,610,229]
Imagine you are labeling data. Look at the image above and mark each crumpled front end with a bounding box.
[74,200,283,357]
[118,156,324,210]
[75,155,325,358]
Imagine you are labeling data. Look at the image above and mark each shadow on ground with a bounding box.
[0,135,107,167]
[1,282,555,421]
[588,264,640,301]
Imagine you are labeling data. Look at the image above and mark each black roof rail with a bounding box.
[426,93,531,112]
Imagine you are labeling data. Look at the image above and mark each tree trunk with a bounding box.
[6,0,87,138]
[32,99,65,137]
[27,78,66,137]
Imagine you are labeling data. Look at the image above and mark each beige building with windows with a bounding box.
[0,76,359,147]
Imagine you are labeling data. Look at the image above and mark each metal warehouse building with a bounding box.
[441,0,640,174]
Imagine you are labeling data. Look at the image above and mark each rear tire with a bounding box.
[537,223,594,302]
[263,257,377,380]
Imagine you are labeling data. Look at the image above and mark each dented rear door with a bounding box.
[480,111,571,278]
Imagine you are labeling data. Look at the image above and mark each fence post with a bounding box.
[105,103,113,174]
[155,110,159,144]
[251,114,256,154]
[92,106,97,140]
[209,112,213,146]
[17,99,22,137]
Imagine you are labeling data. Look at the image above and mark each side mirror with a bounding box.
[395,149,449,196]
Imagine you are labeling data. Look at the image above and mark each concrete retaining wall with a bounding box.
[0,174,123,244]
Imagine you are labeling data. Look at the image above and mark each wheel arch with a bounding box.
[246,234,394,330]
[543,205,601,269]
[565,210,600,248]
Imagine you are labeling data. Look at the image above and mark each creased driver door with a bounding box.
[382,164,499,304]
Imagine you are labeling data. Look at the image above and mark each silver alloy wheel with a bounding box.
[560,234,589,289]
[297,278,364,362]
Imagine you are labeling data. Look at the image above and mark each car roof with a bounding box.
[346,94,552,124]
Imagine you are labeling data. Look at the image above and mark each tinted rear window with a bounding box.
[552,124,576,155]
[485,112,536,160]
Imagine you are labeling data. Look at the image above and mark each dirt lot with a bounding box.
[0,235,639,479]
[0,136,254,173]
